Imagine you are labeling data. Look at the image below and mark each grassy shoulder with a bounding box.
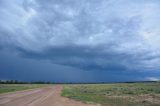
[0,84,50,94]
[61,82,160,106]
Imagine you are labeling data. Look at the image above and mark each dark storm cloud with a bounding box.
[0,0,160,81]
[16,45,129,71]
[16,44,160,72]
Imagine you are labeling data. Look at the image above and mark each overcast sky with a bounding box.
[0,0,160,82]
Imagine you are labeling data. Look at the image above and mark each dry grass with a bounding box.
[61,82,160,106]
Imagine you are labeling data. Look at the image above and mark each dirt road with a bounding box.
[0,85,99,106]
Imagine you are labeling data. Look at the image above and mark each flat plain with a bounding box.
[0,84,49,94]
[62,82,160,106]
[0,82,160,106]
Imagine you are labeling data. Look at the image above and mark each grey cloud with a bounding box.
[16,45,155,71]
[0,0,160,72]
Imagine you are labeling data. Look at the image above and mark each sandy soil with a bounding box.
[0,85,100,106]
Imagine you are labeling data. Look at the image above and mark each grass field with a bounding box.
[61,82,160,106]
[0,84,49,94]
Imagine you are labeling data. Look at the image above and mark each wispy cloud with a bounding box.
[146,77,160,81]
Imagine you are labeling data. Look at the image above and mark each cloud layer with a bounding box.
[0,0,160,81]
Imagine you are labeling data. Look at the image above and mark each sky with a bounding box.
[0,0,160,82]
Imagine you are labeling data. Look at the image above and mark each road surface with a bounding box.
[0,85,99,106]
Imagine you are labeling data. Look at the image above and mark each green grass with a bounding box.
[61,82,160,106]
[0,84,50,94]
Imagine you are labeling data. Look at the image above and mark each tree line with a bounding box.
[0,80,53,84]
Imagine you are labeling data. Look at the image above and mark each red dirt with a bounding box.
[0,85,100,106]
